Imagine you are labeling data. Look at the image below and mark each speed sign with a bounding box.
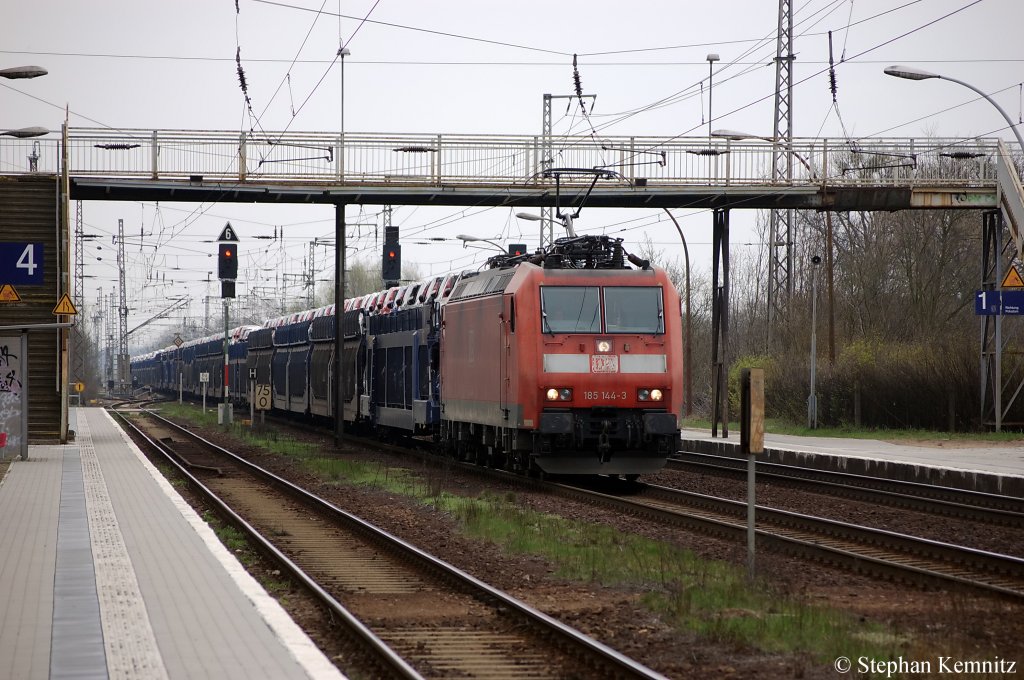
[254,384,272,410]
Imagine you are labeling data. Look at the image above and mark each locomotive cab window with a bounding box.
[540,286,601,333]
[604,287,664,334]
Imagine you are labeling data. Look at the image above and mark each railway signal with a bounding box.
[508,243,527,257]
[382,226,401,284]
[216,222,239,423]
[218,244,237,281]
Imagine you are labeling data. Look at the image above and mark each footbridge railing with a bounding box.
[0,126,1018,256]
[0,126,1005,189]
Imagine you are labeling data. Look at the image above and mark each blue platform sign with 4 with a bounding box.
[0,243,44,286]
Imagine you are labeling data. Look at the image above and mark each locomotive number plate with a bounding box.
[583,391,628,400]
[590,355,619,373]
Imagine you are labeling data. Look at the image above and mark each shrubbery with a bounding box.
[731,336,992,430]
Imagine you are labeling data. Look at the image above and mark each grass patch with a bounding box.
[156,402,323,458]
[161,401,901,661]
[203,510,249,552]
[439,492,897,660]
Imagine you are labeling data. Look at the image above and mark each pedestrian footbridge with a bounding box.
[2,126,1022,255]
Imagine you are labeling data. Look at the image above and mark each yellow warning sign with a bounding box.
[0,284,21,302]
[1001,266,1024,289]
[52,293,78,315]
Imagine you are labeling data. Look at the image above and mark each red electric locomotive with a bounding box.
[439,235,682,477]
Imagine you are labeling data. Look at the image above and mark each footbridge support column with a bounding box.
[711,208,730,437]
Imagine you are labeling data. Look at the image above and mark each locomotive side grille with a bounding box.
[450,271,512,301]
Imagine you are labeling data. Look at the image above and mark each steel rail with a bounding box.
[237,416,1024,598]
[110,409,424,679]
[667,452,1024,526]
[282,427,1024,599]
[548,479,1024,599]
[128,408,669,680]
[128,404,1023,601]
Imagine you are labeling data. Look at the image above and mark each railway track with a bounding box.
[667,452,1024,527]
[113,408,667,680]
[256,420,1024,600]
[548,477,1024,599]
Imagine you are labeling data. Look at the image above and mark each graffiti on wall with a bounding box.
[0,336,25,457]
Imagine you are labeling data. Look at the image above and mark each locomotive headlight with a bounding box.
[596,339,612,353]
[637,388,664,401]
[546,388,573,401]
[638,389,650,401]
[650,388,663,401]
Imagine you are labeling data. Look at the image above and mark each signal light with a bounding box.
[218,243,238,280]
[382,243,402,282]
[508,243,527,257]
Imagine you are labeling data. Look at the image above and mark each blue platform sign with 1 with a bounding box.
[975,290,1024,315]
[975,290,1001,315]
[0,242,44,286]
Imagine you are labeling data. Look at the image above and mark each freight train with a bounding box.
[132,235,684,477]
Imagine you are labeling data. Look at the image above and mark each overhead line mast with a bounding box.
[117,218,130,396]
[768,0,796,348]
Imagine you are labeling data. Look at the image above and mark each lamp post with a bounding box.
[712,128,836,365]
[333,45,351,447]
[339,46,350,137]
[886,66,1022,433]
[808,255,821,429]
[706,54,720,140]
[884,66,1024,151]
[662,209,693,418]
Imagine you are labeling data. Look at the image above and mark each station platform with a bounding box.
[0,407,344,680]
[680,428,1024,497]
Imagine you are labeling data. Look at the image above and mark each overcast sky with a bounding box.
[3,0,1022,347]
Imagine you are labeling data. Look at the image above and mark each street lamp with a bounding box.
[706,53,720,140]
[456,234,505,253]
[516,210,576,238]
[808,254,822,429]
[0,65,47,79]
[714,127,836,364]
[884,65,1024,152]
[662,209,693,418]
[711,129,815,177]
[1,126,48,138]
[2,66,49,138]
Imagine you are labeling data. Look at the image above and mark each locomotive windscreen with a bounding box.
[604,287,665,334]
[540,286,601,333]
[540,285,665,334]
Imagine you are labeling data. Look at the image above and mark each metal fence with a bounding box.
[0,127,1007,189]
